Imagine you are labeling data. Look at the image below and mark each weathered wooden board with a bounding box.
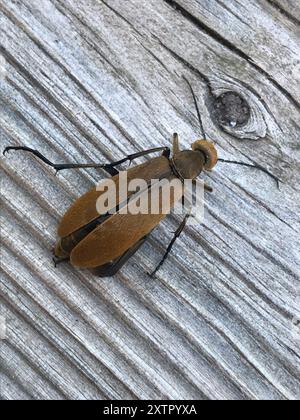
[0,0,299,400]
[266,0,300,25]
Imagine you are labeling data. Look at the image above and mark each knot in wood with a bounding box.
[212,92,251,129]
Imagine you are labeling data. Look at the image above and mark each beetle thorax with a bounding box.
[172,150,206,180]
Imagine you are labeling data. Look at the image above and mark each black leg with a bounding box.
[3,146,170,174]
[53,255,69,268]
[103,166,119,176]
[218,159,281,188]
[149,213,191,277]
[92,236,148,277]
[192,179,213,193]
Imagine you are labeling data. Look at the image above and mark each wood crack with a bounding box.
[264,0,300,27]
[164,0,300,110]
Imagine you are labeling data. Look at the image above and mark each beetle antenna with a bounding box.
[183,76,207,140]
[218,159,281,188]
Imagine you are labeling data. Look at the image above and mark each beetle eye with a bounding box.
[191,140,218,171]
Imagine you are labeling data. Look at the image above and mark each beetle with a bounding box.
[3,79,279,277]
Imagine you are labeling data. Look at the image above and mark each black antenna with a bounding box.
[183,76,207,140]
[218,159,281,188]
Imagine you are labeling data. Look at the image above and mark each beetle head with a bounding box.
[191,140,218,171]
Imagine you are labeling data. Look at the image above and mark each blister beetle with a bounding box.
[3,79,279,276]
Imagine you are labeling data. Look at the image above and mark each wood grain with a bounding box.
[0,0,299,400]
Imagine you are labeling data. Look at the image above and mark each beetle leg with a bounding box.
[91,236,148,277]
[3,146,170,173]
[218,159,281,188]
[192,179,213,193]
[204,183,213,192]
[112,147,171,166]
[102,166,119,176]
[149,212,191,277]
[53,256,69,268]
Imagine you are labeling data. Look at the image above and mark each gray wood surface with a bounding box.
[0,0,299,400]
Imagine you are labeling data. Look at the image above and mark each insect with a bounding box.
[3,78,280,277]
